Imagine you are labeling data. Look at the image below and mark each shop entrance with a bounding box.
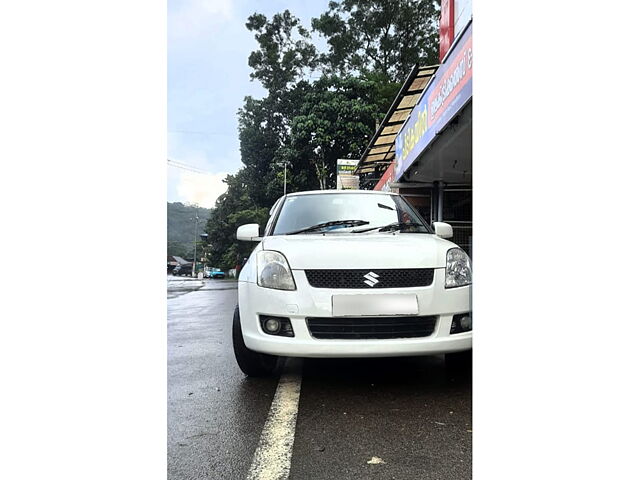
[442,187,472,256]
[428,182,472,256]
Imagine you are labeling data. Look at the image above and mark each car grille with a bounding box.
[304,269,434,289]
[306,316,437,340]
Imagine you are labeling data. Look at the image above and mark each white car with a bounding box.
[233,190,471,376]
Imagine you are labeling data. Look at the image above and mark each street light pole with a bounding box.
[199,234,209,275]
[192,215,199,277]
[279,161,289,195]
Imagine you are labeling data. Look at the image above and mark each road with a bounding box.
[168,278,471,480]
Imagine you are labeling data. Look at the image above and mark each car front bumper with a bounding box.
[238,269,471,358]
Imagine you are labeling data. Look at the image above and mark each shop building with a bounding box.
[356,3,472,254]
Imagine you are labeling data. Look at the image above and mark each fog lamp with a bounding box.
[259,316,295,337]
[450,313,473,334]
[264,318,281,333]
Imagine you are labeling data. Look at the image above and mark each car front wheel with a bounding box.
[232,306,278,377]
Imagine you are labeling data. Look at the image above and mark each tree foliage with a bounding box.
[289,74,393,189]
[204,2,440,270]
[312,0,440,82]
[205,172,269,269]
[246,10,318,94]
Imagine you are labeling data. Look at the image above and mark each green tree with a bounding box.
[204,171,270,271]
[236,12,321,205]
[289,74,392,189]
[246,10,318,94]
[312,0,440,82]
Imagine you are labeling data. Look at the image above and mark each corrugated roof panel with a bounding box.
[381,124,402,135]
[373,134,395,146]
[417,67,437,77]
[409,76,430,92]
[363,153,387,162]
[389,109,411,123]
[369,145,391,155]
[355,64,439,176]
[398,93,421,109]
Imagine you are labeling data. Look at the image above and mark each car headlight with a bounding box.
[257,250,296,290]
[445,248,472,288]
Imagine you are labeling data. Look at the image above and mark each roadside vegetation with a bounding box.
[167,202,211,259]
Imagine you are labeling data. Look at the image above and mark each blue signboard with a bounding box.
[395,22,472,181]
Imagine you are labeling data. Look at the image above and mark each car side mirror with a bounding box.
[237,223,261,242]
[432,222,453,239]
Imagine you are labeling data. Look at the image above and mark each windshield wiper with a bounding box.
[285,219,369,235]
[352,221,425,233]
[377,203,396,211]
[378,221,424,232]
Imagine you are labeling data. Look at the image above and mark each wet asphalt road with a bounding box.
[168,278,471,480]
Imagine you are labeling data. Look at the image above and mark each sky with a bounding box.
[168,0,329,208]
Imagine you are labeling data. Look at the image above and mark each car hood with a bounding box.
[261,233,456,269]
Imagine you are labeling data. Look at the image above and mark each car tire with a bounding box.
[232,306,278,377]
[445,349,472,371]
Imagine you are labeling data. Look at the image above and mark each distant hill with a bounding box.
[167,202,211,258]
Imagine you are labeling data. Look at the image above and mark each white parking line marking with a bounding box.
[246,363,302,480]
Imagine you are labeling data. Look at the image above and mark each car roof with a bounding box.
[286,189,398,197]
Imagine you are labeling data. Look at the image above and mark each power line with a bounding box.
[168,130,236,136]
[167,158,214,175]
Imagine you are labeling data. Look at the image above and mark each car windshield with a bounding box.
[271,193,431,235]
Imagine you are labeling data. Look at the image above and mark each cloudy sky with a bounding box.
[168,0,328,208]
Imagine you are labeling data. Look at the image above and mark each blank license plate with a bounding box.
[332,294,419,317]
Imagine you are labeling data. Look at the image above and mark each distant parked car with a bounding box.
[172,263,193,276]
[205,268,225,279]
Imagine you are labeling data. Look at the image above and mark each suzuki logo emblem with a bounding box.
[363,271,379,287]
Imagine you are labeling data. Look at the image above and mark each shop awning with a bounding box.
[355,65,438,178]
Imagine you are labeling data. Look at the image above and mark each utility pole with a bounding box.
[279,161,290,195]
[192,215,199,277]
